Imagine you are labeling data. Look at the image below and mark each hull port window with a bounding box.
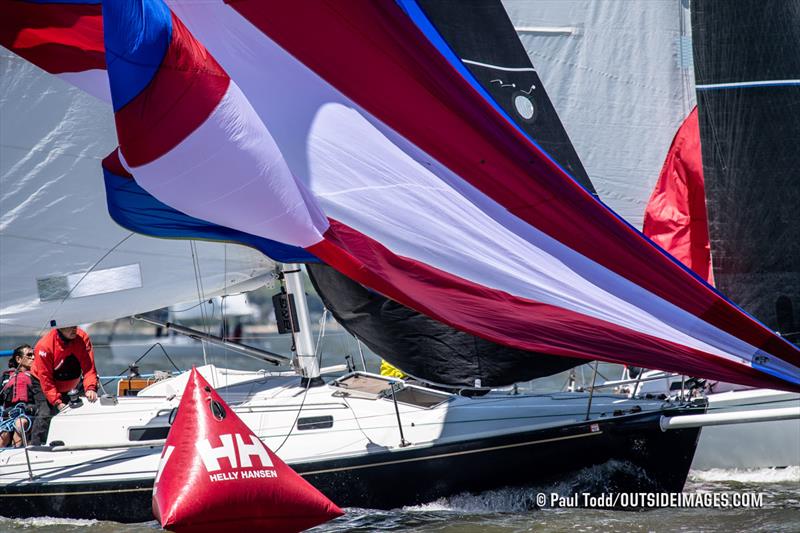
[297,416,334,430]
[129,426,170,441]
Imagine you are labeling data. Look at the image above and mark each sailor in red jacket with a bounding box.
[1,345,49,446]
[32,326,99,410]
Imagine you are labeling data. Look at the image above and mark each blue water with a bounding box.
[2,467,798,533]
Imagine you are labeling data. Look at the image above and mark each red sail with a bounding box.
[643,107,714,285]
[152,368,343,532]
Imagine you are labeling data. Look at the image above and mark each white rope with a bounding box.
[189,241,214,387]
[40,232,134,337]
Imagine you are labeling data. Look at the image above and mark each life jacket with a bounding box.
[1,369,32,405]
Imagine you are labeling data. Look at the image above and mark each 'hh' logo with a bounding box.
[196,433,273,472]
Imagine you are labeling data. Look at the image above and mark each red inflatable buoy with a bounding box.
[152,368,343,532]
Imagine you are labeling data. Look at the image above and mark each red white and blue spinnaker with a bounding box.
[2,0,798,391]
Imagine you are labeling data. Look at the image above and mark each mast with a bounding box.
[281,264,321,383]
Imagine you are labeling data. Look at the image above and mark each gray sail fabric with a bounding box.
[692,0,800,342]
[503,0,695,229]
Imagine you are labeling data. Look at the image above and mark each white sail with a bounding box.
[0,56,274,336]
[503,0,696,228]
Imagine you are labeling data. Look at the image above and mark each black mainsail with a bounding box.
[416,0,595,195]
[692,0,800,342]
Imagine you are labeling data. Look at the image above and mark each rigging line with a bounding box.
[272,375,312,454]
[170,300,210,313]
[223,244,228,389]
[341,394,378,446]
[39,232,135,339]
[356,337,368,372]
[100,342,182,387]
[189,241,211,379]
[314,307,328,368]
[698,89,732,198]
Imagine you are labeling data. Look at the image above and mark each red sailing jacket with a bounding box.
[32,328,98,406]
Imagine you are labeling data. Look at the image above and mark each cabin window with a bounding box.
[129,425,170,441]
[296,416,334,431]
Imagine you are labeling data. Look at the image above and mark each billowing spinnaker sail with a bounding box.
[0,0,108,100]
[306,0,588,387]
[692,0,800,341]
[103,149,313,264]
[4,0,799,391]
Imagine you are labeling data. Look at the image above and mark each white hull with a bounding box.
[0,366,703,520]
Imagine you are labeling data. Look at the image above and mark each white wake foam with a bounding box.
[402,460,654,513]
[4,517,99,528]
[690,466,800,483]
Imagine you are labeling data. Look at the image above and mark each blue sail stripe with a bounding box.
[102,0,172,111]
[104,169,317,264]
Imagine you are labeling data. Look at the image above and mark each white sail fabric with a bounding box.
[0,56,274,336]
[503,0,696,228]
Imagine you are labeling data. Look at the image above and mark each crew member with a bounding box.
[1,345,49,447]
[32,326,99,411]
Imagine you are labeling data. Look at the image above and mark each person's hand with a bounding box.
[57,402,69,412]
[85,390,98,402]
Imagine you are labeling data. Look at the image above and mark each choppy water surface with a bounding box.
[2,467,797,533]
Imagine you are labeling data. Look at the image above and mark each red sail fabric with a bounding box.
[643,107,714,285]
[0,0,104,74]
[152,368,343,532]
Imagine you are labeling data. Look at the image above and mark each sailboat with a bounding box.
[504,0,800,469]
[1,0,798,522]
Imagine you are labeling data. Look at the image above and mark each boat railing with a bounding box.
[31,439,167,452]
[588,372,677,391]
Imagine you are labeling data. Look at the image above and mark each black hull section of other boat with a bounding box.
[0,406,701,522]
